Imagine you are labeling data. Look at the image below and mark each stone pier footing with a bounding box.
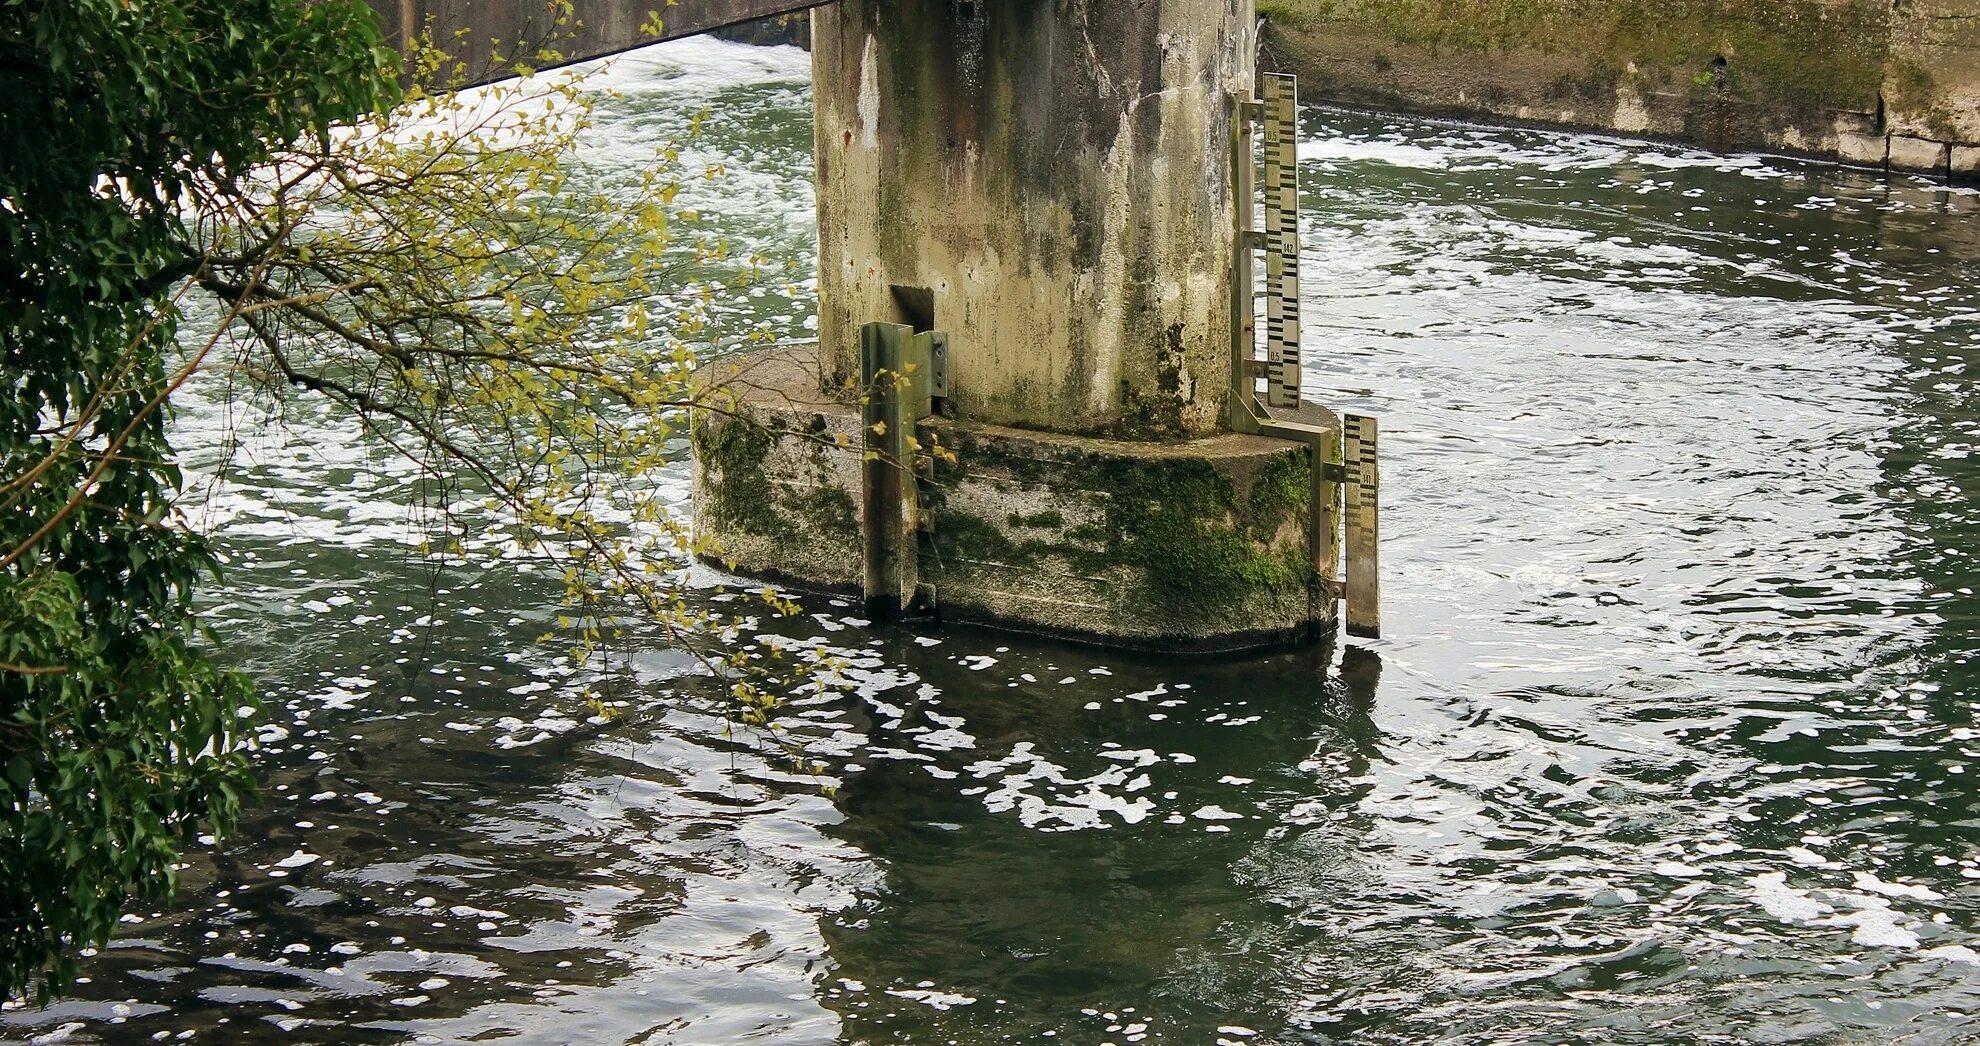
[691,346,1337,652]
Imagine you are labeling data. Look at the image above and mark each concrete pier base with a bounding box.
[691,346,1338,652]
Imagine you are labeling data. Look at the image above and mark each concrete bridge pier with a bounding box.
[813,0,1251,437]
[693,0,1355,651]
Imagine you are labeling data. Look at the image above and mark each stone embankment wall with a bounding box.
[1259,0,1980,179]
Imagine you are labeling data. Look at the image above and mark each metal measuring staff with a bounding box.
[1230,73,1382,641]
[1262,72,1302,410]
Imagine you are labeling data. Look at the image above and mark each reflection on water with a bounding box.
[7,36,1979,1046]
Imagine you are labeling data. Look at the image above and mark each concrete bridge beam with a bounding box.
[368,0,826,84]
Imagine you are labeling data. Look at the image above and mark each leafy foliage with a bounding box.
[0,0,399,1002]
[194,27,823,715]
[4,0,839,1003]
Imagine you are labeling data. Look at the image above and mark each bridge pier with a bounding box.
[694,0,1362,650]
[813,0,1253,437]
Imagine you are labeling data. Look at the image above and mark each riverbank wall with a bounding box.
[1259,0,1980,180]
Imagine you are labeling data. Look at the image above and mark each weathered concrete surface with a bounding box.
[712,11,812,49]
[1259,0,1980,178]
[1889,0,1980,150]
[691,349,866,590]
[691,346,1336,652]
[812,0,1258,438]
[365,0,827,84]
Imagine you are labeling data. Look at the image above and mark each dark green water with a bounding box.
[6,37,1979,1045]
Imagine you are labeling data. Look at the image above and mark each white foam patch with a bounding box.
[1819,896,1922,950]
[1750,868,1952,955]
[961,742,1177,832]
[884,988,976,1011]
[1298,138,1454,169]
[1748,872,1829,922]
[1922,945,1980,966]
[583,36,812,95]
[1850,871,1944,902]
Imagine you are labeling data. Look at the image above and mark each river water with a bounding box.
[8,37,1980,1045]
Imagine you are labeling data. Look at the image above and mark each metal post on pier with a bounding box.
[860,321,942,621]
[861,322,916,619]
[1343,414,1380,638]
[1262,72,1302,410]
[1230,90,1257,410]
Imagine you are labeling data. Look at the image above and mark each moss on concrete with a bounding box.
[926,437,1315,622]
[1008,509,1067,529]
[692,413,791,541]
[1109,322,1194,441]
[1885,57,1966,141]
[693,412,860,550]
[1249,447,1312,534]
[928,503,1031,567]
[798,469,861,545]
[1082,452,1312,619]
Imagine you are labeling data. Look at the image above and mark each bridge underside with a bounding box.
[369,0,826,84]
